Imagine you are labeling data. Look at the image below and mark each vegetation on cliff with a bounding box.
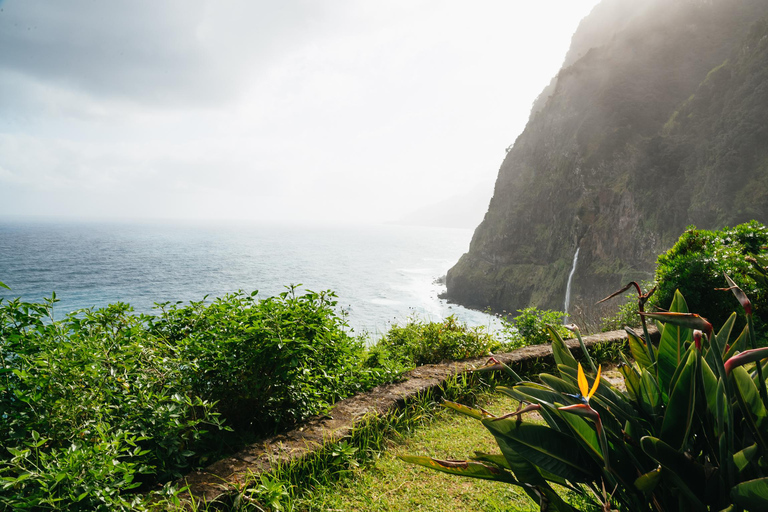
[447,0,768,317]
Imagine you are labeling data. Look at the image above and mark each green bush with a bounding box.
[376,315,502,366]
[148,287,395,433]
[600,295,641,331]
[652,221,768,330]
[0,298,224,511]
[501,306,570,348]
[0,286,402,509]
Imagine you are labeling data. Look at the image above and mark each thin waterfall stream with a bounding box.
[563,247,580,322]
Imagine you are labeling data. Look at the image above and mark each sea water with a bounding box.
[0,219,498,339]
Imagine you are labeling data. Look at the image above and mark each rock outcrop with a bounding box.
[447,0,768,318]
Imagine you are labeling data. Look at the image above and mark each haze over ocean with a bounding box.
[0,220,498,338]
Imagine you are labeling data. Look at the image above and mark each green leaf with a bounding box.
[549,326,578,370]
[634,467,662,492]
[721,323,746,361]
[0,280,9,290]
[499,383,566,409]
[660,348,697,449]
[559,411,603,465]
[539,374,580,397]
[638,369,663,418]
[483,417,598,483]
[731,477,768,510]
[641,436,707,511]
[441,400,494,421]
[732,366,768,449]
[734,443,758,473]
[700,358,721,428]
[620,363,641,402]
[472,452,511,470]
[655,299,693,397]
[627,328,655,372]
[399,455,520,484]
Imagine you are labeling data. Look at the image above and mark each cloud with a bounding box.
[0,0,330,108]
[0,0,601,224]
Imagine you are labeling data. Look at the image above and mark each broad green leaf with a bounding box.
[399,455,520,484]
[491,432,547,486]
[441,400,494,421]
[539,373,580,397]
[716,312,737,352]
[634,467,662,491]
[655,298,693,397]
[660,348,697,449]
[732,366,768,449]
[641,436,707,511]
[731,477,768,510]
[472,452,511,470]
[700,359,721,429]
[734,443,758,473]
[628,328,654,372]
[483,417,598,483]
[639,369,663,418]
[559,411,603,464]
[620,364,641,402]
[500,383,566,409]
[0,280,9,290]
[472,452,572,489]
[549,326,578,370]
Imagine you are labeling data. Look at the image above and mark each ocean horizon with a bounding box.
[0,218,499,339]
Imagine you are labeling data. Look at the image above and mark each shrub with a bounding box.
[0,285,402,509]
[652,220,768,330]
[501,306,570,348]
[376,315,502,367]
[148,287,394,433]
[403,280,768,511]
[0,298,224,511]
[599,295,641,331]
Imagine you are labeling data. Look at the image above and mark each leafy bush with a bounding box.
[652,221,768,330]
[0,285,403,509]
[599,295,641,331]
[147,286,395,433]
[0,298,224,511]
[376,315,502,366]
[501,307,570,348]
[404,281,768,511]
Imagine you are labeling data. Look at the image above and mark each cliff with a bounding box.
[446,0,768,318]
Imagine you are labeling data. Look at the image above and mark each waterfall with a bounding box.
[563,247,580,321]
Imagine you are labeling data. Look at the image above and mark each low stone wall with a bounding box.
[175,328,654,505]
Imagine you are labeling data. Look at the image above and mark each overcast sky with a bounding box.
[0,0,600,225]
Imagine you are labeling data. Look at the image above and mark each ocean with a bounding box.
[0,219,499,339]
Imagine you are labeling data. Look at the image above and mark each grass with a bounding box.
[282,392,537,512]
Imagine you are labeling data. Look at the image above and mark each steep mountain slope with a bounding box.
[446,0,768,318]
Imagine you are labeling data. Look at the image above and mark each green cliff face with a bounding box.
[447,0,768,318]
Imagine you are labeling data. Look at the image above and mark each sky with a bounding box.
[0,0,601,225]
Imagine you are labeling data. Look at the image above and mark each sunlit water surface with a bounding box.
[0,220,499,339]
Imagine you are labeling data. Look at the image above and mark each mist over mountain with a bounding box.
[447,0,768,318]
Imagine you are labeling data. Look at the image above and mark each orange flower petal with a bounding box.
[588,365,602,400]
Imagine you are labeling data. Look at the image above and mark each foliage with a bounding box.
[599,296,640,332]
[147,286,397,433]
[651,221,768,330]
[0,298,224,511]
[403,281,768,511]
[501,307,570,349]
[0,286,406,510]
[376,315,502,367]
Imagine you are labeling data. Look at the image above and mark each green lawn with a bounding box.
[290,392,537,512]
